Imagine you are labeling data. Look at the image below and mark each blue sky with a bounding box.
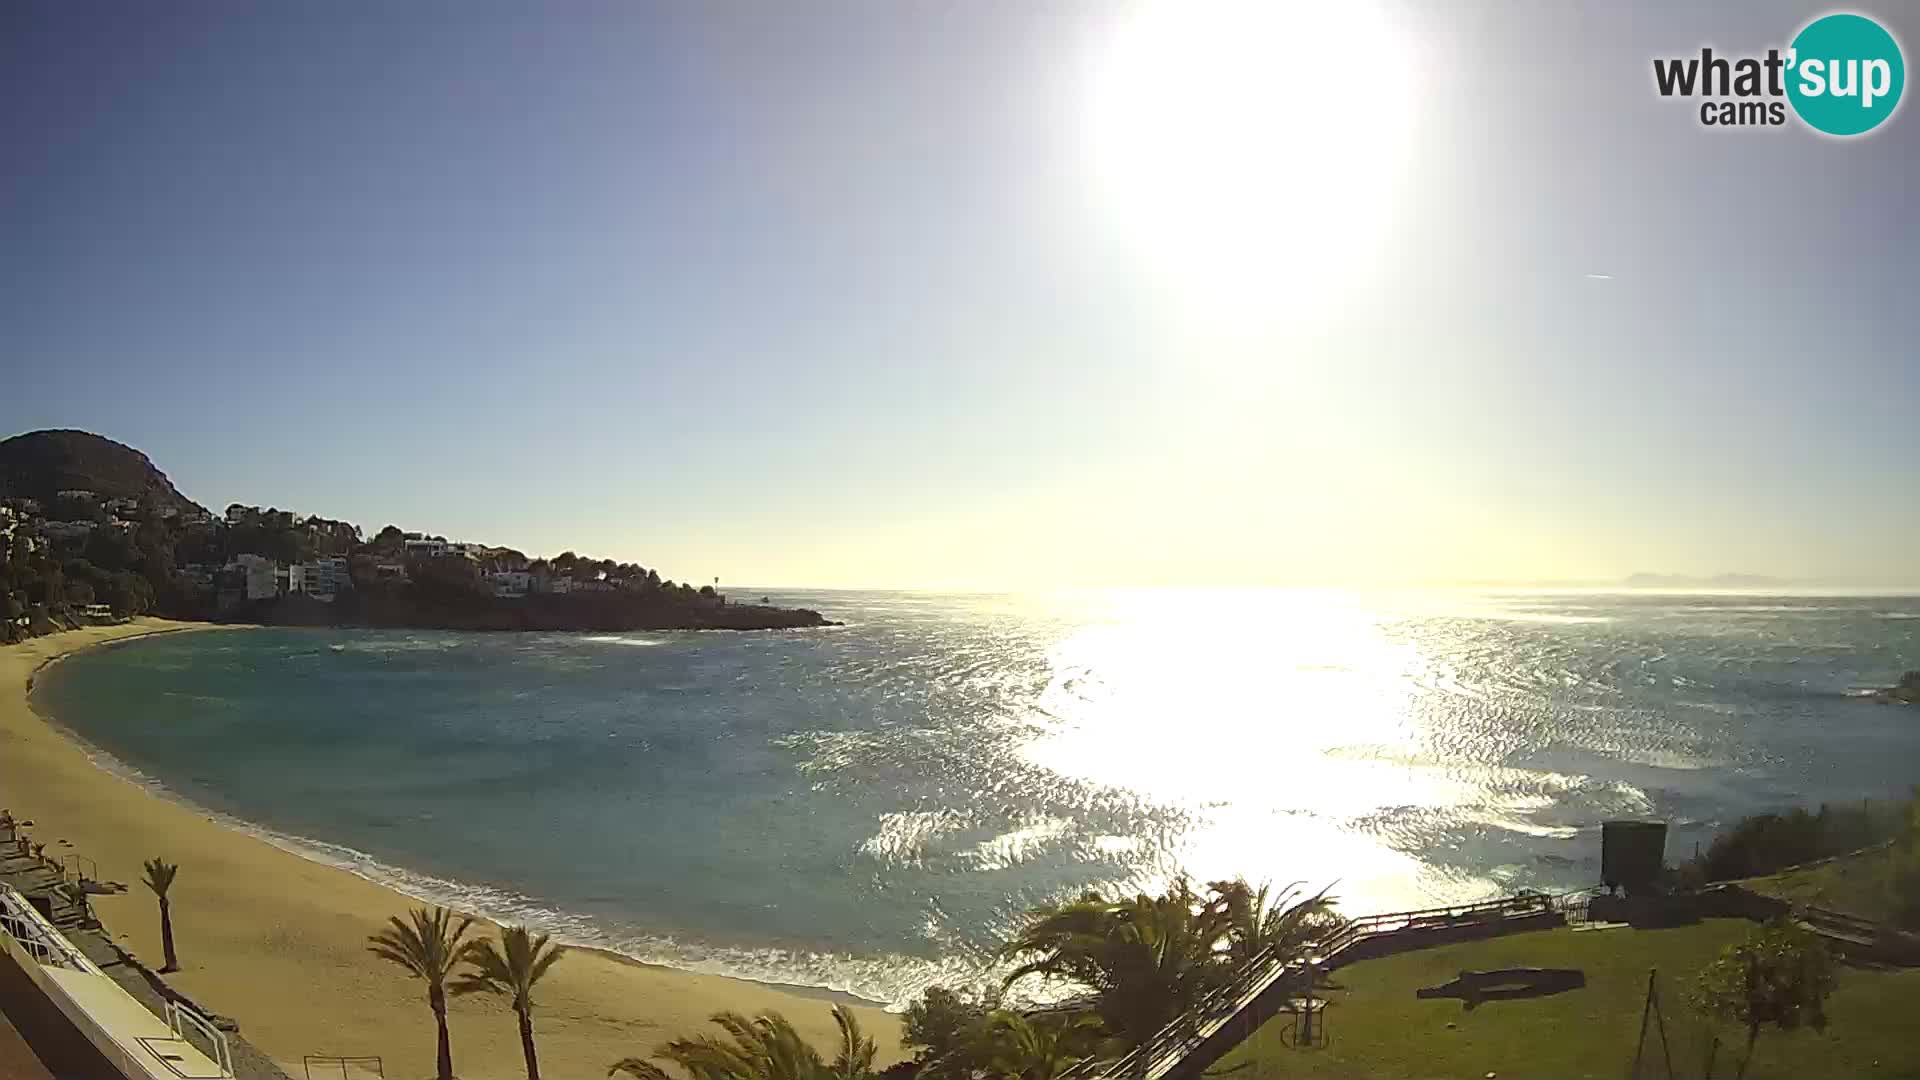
[4,1,1916,588]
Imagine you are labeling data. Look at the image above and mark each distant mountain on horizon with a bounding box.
[1621,572,1788,588]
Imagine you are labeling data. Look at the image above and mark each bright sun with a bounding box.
[1083,0,1420,324]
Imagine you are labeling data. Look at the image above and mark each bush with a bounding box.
[1888,849,1920,931]
[1695,798,1910,882]
[902,985,997,1078]
[1694,920,1837,1076]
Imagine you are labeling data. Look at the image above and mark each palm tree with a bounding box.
[141,858,180,973]
[1001,878,1234,1061]
[979,1010,1098,1080]
[452,925,567,1080]
[609,1004,876,1080]
[367,906,476,1080]
[826,1004,877,1080]
[1205,878,1340,968]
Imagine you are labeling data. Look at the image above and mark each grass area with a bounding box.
[1213,919,1920,1080]
[1738,845,1901,923]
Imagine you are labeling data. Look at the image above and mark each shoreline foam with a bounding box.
[2,620,903,1078]
[30,628,955,1010]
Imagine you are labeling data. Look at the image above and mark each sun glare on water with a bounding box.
[1083,0,1420,326]
[1013,589,1466,908]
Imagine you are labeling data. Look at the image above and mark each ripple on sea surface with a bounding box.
[31,590,1920,1006]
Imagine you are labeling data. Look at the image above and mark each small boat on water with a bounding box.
[328,643,347,653]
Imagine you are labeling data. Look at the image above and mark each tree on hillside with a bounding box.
[63,577,95,608]
[368,906,477,1080]
[134,519,176,598]
[1695,920,1837,1080]
[101,570,154,615]
[53,494,107,523]
[84,527,137,571]
[412,554,482,593]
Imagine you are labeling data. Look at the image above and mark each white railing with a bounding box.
[62,852,102,886]
[4,885,235,1078]
[0,885,92,970]
[164,998,235,1078]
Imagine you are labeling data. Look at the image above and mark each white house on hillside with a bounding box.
[232,554,278,601]
[305,556,350,599]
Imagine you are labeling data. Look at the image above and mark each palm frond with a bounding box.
[365,906,477,990]
[608,1058,673,1080]
[451,924,565,1011]
[618,1006,875,1080]
[830,1004,876,1079]
[141,857,178,897]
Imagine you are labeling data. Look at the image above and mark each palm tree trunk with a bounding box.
[158,897,177,972]
[432,991,454,1080]
[517,1005,540,1080]
[1734,1022,1759,1080]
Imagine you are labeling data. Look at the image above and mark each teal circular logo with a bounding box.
[1786,13,1905,136]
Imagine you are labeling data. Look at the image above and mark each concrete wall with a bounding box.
[0,932,123,1078]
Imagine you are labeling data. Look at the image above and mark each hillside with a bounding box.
[0,429,208,516]
[1,428,833,636]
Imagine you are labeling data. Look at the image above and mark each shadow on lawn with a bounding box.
[1415,967,1587,1010]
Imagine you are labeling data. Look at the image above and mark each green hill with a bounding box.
[0,429,207,516]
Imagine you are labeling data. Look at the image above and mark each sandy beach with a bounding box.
[0,620,902,1079]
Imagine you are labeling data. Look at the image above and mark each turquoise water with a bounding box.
[32,589,1920,1006]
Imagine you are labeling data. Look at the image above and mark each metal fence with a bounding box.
[302,1055,386,1080]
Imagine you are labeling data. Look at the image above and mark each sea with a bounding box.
[31,588,1920,1008]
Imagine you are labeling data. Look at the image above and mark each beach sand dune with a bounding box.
[1,620,902,1080]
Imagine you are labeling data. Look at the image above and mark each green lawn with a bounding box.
[1739,846,1902,924]
[1212,919,1920,1080]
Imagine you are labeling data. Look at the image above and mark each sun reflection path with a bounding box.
[1013,589,1504,910]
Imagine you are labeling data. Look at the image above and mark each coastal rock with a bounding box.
[245,588,837,633]
[1866,670,1920,705]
